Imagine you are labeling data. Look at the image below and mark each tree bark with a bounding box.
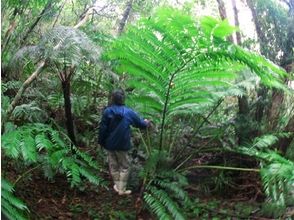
[267,1,294,132]
[52,0,66,28]
[21,0,53,45]
[216,0,250,144]
[216,0,234,42]
[231,0,241,45]
[61,79,76,145]
[117,0,133,36]
[247,0,294,152]
[278,116,294,154]
[246,0,267,54]
[5,60,46,120]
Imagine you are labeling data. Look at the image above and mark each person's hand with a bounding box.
[144,119,151,127]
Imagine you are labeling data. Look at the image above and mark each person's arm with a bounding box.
[98,109,110,146]
[130,110,150,129]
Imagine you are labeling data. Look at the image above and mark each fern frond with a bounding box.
[232,134,294,206]
[1,178,28,220]
[148,186,185,220]
[20,131,37,162]
[2,123,104,188]
[143,193,172,220]
[106,7,287,150]
[78,166,103,185]
[35,134,53,151]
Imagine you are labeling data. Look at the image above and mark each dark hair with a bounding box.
[111,89,125,105]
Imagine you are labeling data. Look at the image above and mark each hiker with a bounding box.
[98,89,150,195]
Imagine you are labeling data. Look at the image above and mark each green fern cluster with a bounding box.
[106,7,286,150]
[141,150,190,220]
[1,123,103,187]
[1,178,28,220]
[232,133,294,206]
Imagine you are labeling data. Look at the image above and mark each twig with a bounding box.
[179,165,260,173]
[13,164,42,186]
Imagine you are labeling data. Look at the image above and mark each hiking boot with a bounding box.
[118,189,132,195]
[113,184,119,193]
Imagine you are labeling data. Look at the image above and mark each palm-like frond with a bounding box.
[1,123,104,187]
[231,133,294,206]
[41,26,101,67]
[12,101,47,123]
[1,178,29,220]
[106,7,287,149]
[141,149,190,220]
[10,26,101,72]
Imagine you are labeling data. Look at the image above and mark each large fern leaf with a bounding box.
[1,178,29,220]
[2,123,104,188]
[106,7,287,149]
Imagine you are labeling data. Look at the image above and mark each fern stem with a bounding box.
[192,98,224,137]
[180,165,260,172]
[137,129,150,156]
[13,164,42,186]
[159,57,195,151]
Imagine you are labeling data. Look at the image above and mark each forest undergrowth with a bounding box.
[1,1,294,220]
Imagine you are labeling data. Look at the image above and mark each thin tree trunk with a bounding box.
[246,0,267,55]
[117,0,133,36]
[2,21,17,53]
[216,0,250,144]
[21,0,53,45]
[233,0,250,144]
[61,79,76,145]
[216,0,234,42]
[245,0,270,131]
[52,0,66,28]
[246,0,271,134]
[278,116,294,154]
[232,0,241,45]
[74,7,94,29]
[5,60,46,120]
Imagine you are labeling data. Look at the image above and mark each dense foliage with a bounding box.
[1,0,293,219]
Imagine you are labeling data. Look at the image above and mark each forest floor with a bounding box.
[4,157,294,220]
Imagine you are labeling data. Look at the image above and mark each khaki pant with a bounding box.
[107,150,130,192]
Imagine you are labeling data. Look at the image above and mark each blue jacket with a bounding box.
[98,104,148,151]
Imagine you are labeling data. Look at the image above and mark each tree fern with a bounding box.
[2,123,104,188]
[231,133,294,206]
[1,178,29,220]
[106,7,287,150]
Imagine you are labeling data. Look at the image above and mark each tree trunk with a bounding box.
[232,0,251,144]
[216,0,250,144]
[267,1,294,132]
[247,0,294,152]
[278,116,294,154]
[246,0,267,55]
[21,0,53,45]
[216,0,234,42]
[117,0,133,36]
[231,0,241,44]
[61,79,76,145]
[5,60,46,121]
[52,0,66,28]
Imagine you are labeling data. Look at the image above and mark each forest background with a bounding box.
[1,0,294,219]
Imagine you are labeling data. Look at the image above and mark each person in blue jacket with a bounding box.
[98,89,150,195]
